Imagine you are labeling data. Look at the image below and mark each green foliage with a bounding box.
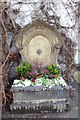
[16,62,32,78]
[27,63,31,68]
[22,61,26,66]
[47,65,52,70]
[16,62,60,80]
[47,64,60,76]
[42,78,47,86]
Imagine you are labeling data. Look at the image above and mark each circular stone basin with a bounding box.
[27,35,51,64]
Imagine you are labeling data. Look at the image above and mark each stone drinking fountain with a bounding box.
[10,20,71,114]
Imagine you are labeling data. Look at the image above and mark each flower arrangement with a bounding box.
[16,62,61,86]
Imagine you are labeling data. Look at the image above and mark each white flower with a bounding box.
[35,78,42,86]
[12,77,69,89]
[24,79,31,86]
[13,79,20,84]
[54,78,59,85]
[17,84,24,87]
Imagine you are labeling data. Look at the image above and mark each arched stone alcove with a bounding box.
[15,20,63,66]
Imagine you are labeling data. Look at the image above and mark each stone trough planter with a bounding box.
[10,82,71,113]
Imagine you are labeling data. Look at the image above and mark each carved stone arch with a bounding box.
[15,20,63,67]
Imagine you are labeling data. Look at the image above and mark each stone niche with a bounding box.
[15,20,63,66]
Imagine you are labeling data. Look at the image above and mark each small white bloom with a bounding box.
[13,79,20,84]
[24,80,31,86]
[35,78,42,86]
[54,79,59,85]
[35,84,42,86]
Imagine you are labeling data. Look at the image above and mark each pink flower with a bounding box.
[27,72,31,77]
[32,72,37,78]
[32,78,35,82]
[50,74,54,78]
[44,69,49,75]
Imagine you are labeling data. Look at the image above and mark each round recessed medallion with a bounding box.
[27,35,51,64]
